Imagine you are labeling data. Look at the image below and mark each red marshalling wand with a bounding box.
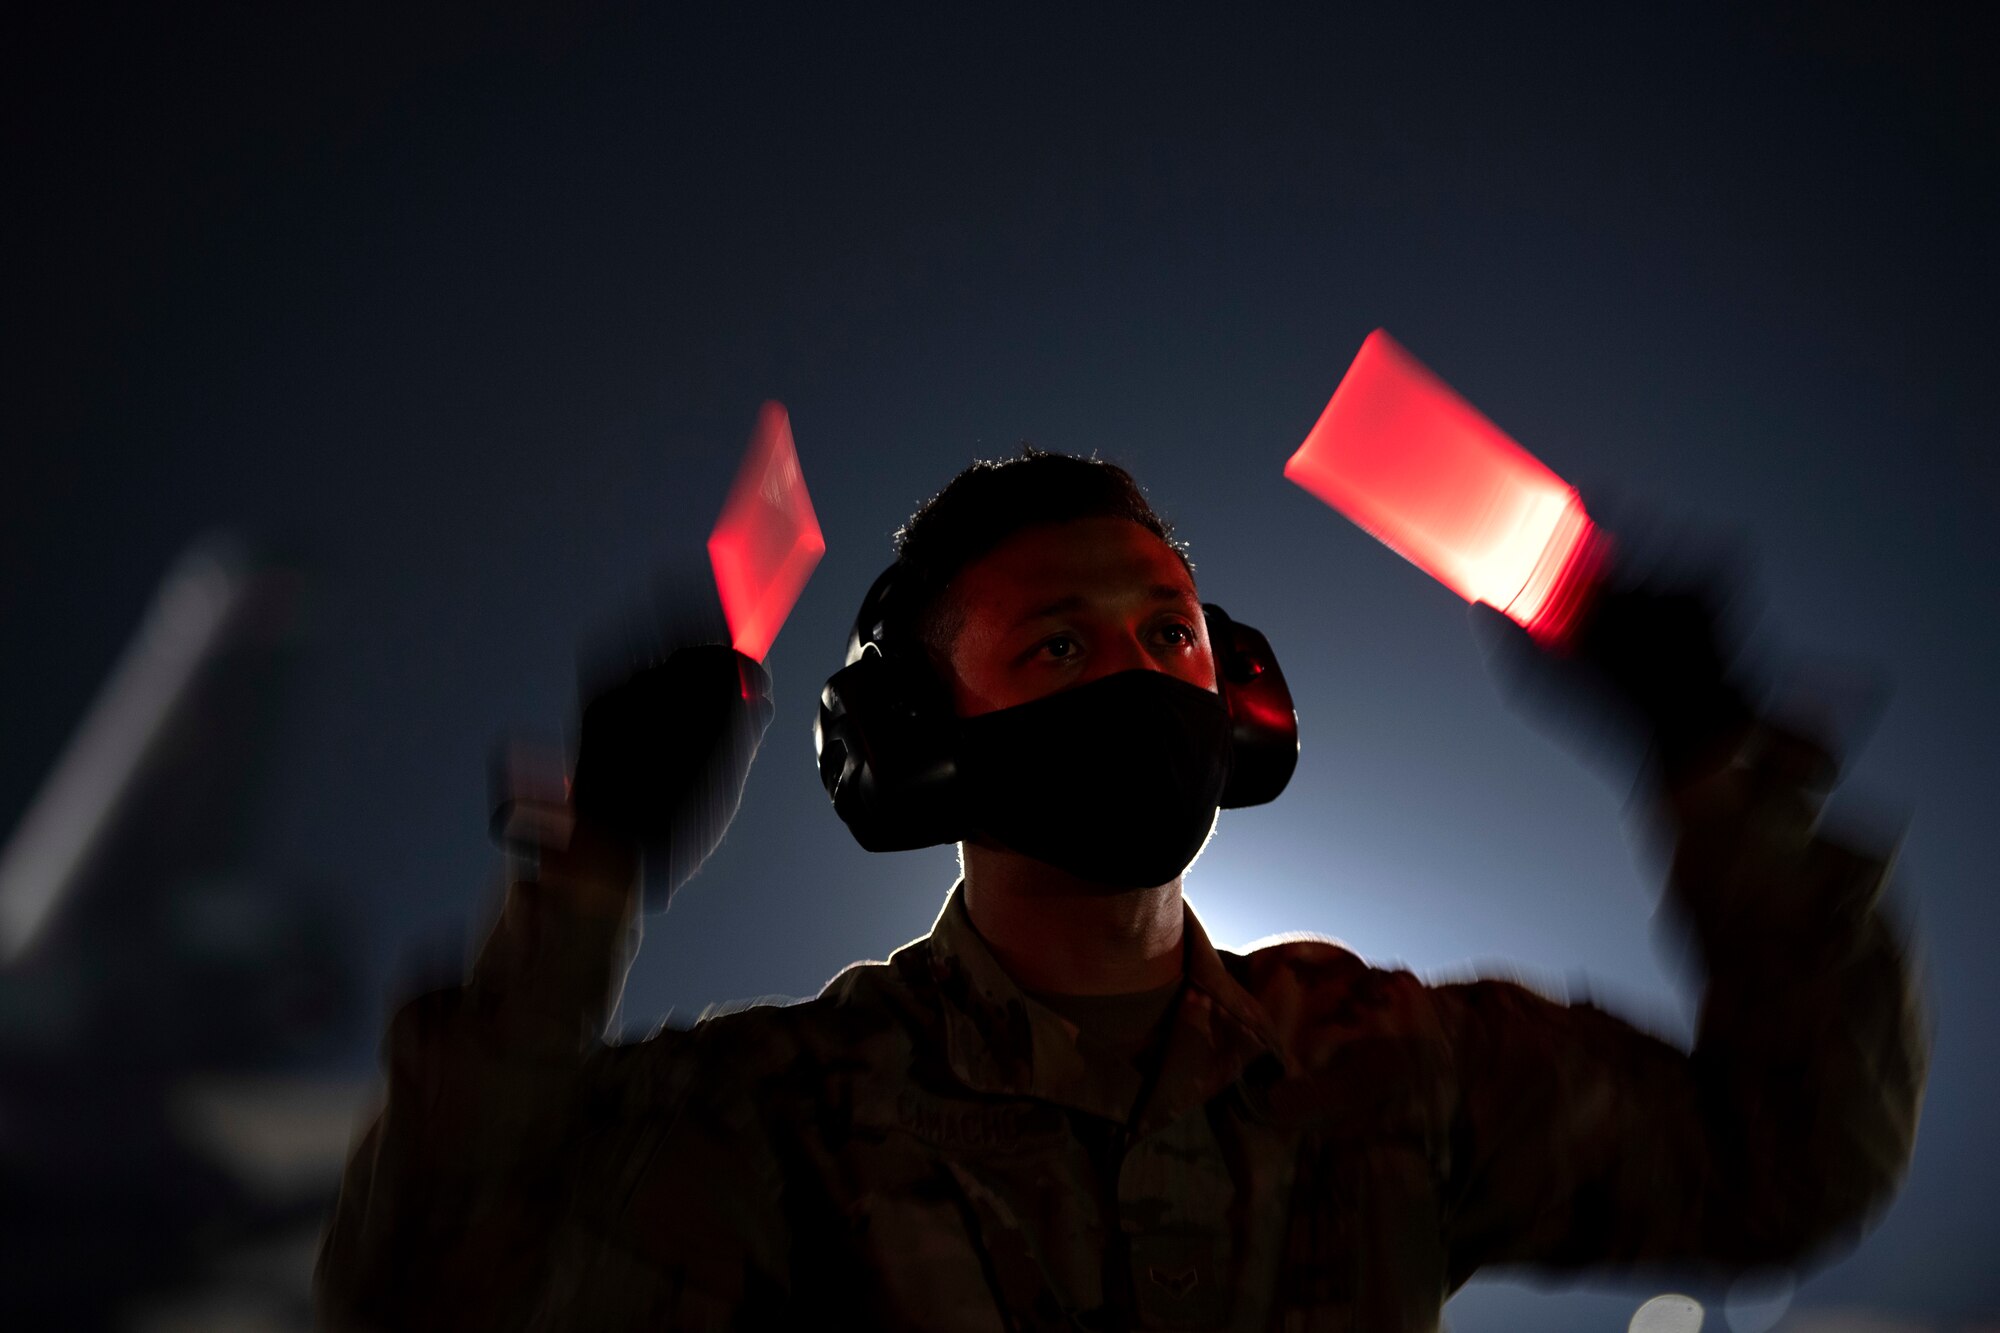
[1284,330,1606,645]
[707,401,826,663]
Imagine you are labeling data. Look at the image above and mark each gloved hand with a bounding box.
[1472,564,1760,794]
[1570,577,1757,784]
[570,643,775,911]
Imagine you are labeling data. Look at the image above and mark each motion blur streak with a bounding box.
[0,536,357,1328]
[0,539,252,963]
[1284,329,1605,644]
[1777,1314,1948,1333]
[707,401,826,662]
[1723,1270,1794,1332]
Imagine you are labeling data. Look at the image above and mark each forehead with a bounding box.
[951,516,1195,608]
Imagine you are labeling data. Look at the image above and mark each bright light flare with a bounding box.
[1285,330,1605,644]
[707,402,825,662]
[1629,1294,1704,1333]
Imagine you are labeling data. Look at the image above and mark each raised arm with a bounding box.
[1440,584,1928,1284]
[315,646,773,1330]
[1438,720,1926,1281]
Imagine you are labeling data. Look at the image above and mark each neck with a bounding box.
[959,841,1185,996]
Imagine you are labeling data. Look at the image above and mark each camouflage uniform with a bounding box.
[318,727,1927,1331]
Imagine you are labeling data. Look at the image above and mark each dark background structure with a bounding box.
[5,4,1993,1328]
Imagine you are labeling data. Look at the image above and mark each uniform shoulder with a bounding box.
[1227,933,1441,1057]
[1231,931,1417,995]
[681,945,927,1080]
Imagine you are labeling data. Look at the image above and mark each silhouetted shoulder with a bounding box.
[651,941,934,1100]
[1229,935,1447,1076]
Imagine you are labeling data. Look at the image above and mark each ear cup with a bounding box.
[814,567,964,851]
[816,646,963,851]
[1205,604,1300,808]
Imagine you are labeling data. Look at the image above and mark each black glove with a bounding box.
[570,643,775,911]
[1473,566,1758,793]
[1571,577,1757,783]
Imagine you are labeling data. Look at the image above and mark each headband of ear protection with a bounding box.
[814,561,1300,853]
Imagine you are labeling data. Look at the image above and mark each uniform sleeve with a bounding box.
[313,875,650,1331]
[1436,725,1929,1285]
[314,872,797,1331]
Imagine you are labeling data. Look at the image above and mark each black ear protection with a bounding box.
[814,562,1300,853]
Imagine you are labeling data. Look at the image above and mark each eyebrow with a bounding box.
[1009,584,1198,630]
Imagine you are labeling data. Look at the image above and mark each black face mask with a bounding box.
[953,670,1233,889]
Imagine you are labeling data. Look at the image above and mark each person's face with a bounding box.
[941,516,1218,718]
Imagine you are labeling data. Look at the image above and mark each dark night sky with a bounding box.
[5,4,1994,1326]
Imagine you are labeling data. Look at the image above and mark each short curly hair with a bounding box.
[891,448,1191,662]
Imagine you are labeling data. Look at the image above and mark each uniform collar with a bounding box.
[922,881,1283,1128]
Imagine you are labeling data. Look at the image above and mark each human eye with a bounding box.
[1033,633,1081,663]
[1155,619,1197,650]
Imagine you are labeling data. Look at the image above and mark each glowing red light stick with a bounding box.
[1284,330,1606,644]
[707,402,826,662]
